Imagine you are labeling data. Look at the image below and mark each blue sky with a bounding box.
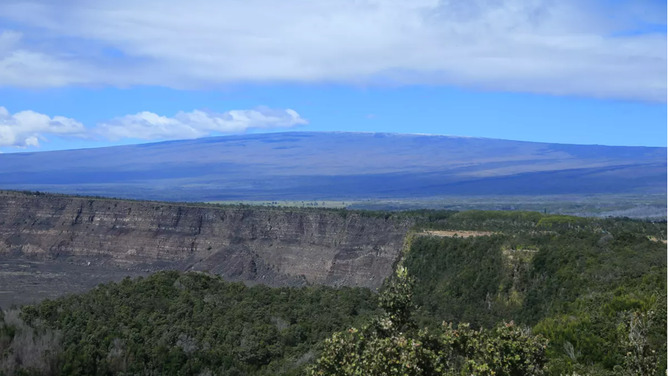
[0,0,666,152]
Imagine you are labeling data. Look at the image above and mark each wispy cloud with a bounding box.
[97,107,308,141]
[0,107,307,148]
[0,0,665,101]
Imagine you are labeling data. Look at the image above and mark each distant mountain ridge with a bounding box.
[0,131,664,201]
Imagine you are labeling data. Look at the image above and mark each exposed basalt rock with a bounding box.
[0,192,413,289]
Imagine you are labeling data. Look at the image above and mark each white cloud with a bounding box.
[0,106,307,148]
[0,0,665,101]
[96,107,308,141]
[0,106,87,147]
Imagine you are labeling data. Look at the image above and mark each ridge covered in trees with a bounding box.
[0,210,665,375]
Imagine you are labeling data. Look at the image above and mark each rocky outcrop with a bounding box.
[0,192,413,289]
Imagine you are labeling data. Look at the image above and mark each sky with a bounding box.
[0,0,666,153]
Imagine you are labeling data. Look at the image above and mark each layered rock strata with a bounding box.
[0,192,412,288]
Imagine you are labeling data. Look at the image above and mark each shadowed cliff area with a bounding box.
[0,132,664,201]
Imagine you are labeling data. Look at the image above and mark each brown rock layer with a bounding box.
[0,192,413,289]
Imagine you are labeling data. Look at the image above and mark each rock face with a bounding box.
[0,192,413,289]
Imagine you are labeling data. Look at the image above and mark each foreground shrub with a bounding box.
[309,266,549,376]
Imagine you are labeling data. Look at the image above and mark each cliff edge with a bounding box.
[0,192,413,289]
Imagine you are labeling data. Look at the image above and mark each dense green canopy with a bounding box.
[1,211,665,375]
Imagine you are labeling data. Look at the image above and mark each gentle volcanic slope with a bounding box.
[0,132,664,200]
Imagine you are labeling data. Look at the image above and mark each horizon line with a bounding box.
[1,130,666,155]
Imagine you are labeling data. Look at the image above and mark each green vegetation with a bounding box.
[404,231,666,375]
[418,210,666,239]
[309,266,549,375]
[0,208,665,375]
[347,194,668,220]
[1,272,378,376]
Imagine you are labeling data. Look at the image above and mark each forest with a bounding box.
[0,210,665,375]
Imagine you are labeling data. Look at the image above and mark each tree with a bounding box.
[614,310,661,376]
[309,265,549,376]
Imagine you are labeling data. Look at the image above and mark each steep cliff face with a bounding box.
[0,192,413,289]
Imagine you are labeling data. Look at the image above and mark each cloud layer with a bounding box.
[0,107,87,147]
[0,107,307,148]
[0,0,665,101]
